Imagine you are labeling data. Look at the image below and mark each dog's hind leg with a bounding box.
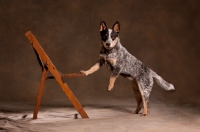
[137,83,148,116]
[131,79,142,114]
[137,76,153,116]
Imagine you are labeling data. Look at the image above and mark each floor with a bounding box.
[0,97,200,132]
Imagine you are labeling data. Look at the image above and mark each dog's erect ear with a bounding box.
[100,21,107,31]
[112,21,120,33]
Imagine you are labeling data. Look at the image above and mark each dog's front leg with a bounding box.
[108,76,117,92]
[80,61,101,76]
[108,67,121,92]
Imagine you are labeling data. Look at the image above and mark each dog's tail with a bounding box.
[151,70,175,91]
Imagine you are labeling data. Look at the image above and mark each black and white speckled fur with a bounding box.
[81,21,175,116]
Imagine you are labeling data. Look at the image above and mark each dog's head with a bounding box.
[100,21,120,50]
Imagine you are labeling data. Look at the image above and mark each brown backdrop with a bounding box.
[0,0,200,105]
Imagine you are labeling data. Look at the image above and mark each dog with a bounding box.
[80,21,175,116]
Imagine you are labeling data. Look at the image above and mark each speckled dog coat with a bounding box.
[99,34,175,99]
[81,21,175,115]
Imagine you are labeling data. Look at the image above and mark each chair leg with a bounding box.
[33,68,48,119]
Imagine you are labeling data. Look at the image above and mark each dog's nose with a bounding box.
[106,43,110,46]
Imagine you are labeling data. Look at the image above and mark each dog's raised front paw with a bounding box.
[80,70,88,76]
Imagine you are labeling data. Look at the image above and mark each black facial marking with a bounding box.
[100,29,108,42]
[111,31,118,40]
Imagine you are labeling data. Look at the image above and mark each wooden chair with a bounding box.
[25,31,89,119]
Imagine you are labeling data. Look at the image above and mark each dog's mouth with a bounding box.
[105,45,112,50]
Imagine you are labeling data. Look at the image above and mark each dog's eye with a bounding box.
[101,35,108,42]
[111,35,116,40]
[111,31,118,40]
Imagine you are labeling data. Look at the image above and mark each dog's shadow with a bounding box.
[84,104,134,114]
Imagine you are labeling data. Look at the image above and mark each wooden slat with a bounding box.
[47,73,85,79]
[25,31,89,119]
[62,73,85,78]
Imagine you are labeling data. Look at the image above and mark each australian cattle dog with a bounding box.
[80,21,175,116]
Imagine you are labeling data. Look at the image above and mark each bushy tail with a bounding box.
[151,70,175,90]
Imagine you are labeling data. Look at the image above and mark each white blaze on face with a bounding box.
[102,29,118,50]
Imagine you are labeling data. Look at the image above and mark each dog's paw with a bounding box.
[140,113,148,116]
[80,70,88,76]
[107,84,114,92]
[132,111,139,114]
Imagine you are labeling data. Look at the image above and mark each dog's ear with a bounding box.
[100,21,107,32]
[112,21,120,33]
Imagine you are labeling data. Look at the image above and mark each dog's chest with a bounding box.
[100,52,118,70]
[106,53,118,61]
